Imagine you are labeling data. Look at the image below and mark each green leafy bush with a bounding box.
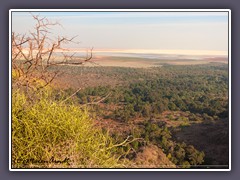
[12,90,127,168]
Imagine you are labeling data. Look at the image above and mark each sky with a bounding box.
[11,11,229,56]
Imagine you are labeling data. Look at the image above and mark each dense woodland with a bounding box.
[51,63,229,168]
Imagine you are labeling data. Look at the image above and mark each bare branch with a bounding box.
[60,87,82,103]
[81,92,112,106]
[12,13,94,96]
[106,136,145,150]
[36,71,59,90]
[12,39,29,47]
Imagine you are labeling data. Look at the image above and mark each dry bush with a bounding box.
[12,14,93,92]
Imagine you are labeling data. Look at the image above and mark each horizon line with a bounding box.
[61,48,228,56]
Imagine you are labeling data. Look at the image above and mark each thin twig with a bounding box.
[61,87,82,103]
[106,136,144,150]
[81,93,112,106]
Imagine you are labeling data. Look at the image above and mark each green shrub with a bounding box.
[12,90,128,168]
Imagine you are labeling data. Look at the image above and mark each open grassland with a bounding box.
[49,54,228,68]
[84,55,228,67]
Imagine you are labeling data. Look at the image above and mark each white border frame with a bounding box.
[9,9,231,171]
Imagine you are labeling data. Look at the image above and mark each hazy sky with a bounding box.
[11,11,229,55]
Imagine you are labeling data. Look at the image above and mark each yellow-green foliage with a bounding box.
[12,69,20,80]
[12,90,127,168]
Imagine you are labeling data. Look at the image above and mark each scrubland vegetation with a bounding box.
[12,62,229,169]
[11,15,133,168]
[12,89,129,168]
[11,15,229,169]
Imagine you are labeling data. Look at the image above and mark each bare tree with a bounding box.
[12,14,93,92]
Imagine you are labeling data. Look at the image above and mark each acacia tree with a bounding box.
[12,14,93,92]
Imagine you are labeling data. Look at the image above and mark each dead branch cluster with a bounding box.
[12,14,93,91]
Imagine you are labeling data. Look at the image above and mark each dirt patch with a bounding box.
[133,144,176,168]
